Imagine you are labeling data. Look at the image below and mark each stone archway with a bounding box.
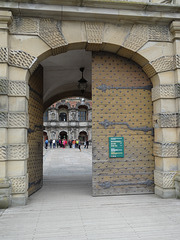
[1,10,180,207]
[79,131,88,144]
[59,131,68,141]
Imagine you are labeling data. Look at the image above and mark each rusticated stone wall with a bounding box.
[92,52,154,196]
[28,65,43,196]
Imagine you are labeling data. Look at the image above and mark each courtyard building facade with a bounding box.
[43,98,92,144]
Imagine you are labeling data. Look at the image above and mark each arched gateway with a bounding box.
[1,1,180,207]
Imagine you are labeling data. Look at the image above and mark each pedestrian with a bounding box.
[45,139,48,149]
[72,140,75,148]
[86,140,89,149]
[62,139,66,148]
[78,140,81,152]
[50,139,52,148]
[59,139,62,148]
[56,139,59,148]
[69,140,72,148]
[84,141,86,148]
[53,139,56,148]
[75,139,78,148]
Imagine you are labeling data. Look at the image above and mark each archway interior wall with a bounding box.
[92,52,154,195]
[28,65,43,196]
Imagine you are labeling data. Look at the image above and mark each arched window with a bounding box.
[59,112,67,122]
[78,108,87,121]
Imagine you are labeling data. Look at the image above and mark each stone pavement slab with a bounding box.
[1,147,180,240]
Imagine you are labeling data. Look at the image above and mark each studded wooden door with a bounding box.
[92,52,154,196]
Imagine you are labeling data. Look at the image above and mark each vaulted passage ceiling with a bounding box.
[41,49,92,109]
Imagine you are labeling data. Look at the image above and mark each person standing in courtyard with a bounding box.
[56,139,59,148]
[53,139,56,148]
[79,140,81,152]
[86,140,89,149]
[49,139,52,148]
[45,139,48,149]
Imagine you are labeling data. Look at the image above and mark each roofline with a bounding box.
[0,1,180,24]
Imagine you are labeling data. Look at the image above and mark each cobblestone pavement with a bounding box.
[1,147,180,240]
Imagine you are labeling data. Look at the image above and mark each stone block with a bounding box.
[7,160,27,176]
[103,23,131,48]
[155,186,176,198]
[9,65,30,81]
[0,30,8,47]
[173,40,180,55]
[153,142,178,157]
[174,69,180,83]
[9,97,28,112]
[0,196,11,209]
[174,174,180,198]
[0,145,7,161]
[155,157,178,171]
[0,95,8,111]
[8,144,28,160]
[153,99,176,114]
[178,158,180,171]
[62,21,86,45]
[154,170,177,188]
[0,63,8,77]
[154,128,177,142]
[0,187,11,197]
[10,35,50,60]
[11,192,28,206]
[137,42,173,63]
[10,174,28,194]
[8,129,27,144]
[0,162,6,177]
[0,129,7,145]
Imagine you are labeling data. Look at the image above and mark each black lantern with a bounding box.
[78,67,88,95]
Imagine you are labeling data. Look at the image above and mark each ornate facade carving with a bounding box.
[0,112,8,128]
[9,50,37,69]
[151,56,174,73]
[123,24,149,52]
[153,142,178,157]
[9,17,67,55]
[39,19,67,55]
[9,80,27,96]
[9,17,39,34]
[0,78,8,95]
[0,146,7,161]
[143,55,180,77]
[153,113,178,128]
[0,47,8,62]
[154,170,176,189]
[152,83,180,101]
[149,25,171,41]
[0,79,28,96]
[123,24,171,52]
[10,175,27,194]
[85,22,104,51]
[152,85,175,101]
[8,113,28,128]
[8,144,28,160]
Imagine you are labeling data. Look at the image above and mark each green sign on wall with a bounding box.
[109,137,124,158]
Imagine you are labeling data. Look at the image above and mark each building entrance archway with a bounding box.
[79,131,88,144]
[1,8,179,207]
[59,131,68,141]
